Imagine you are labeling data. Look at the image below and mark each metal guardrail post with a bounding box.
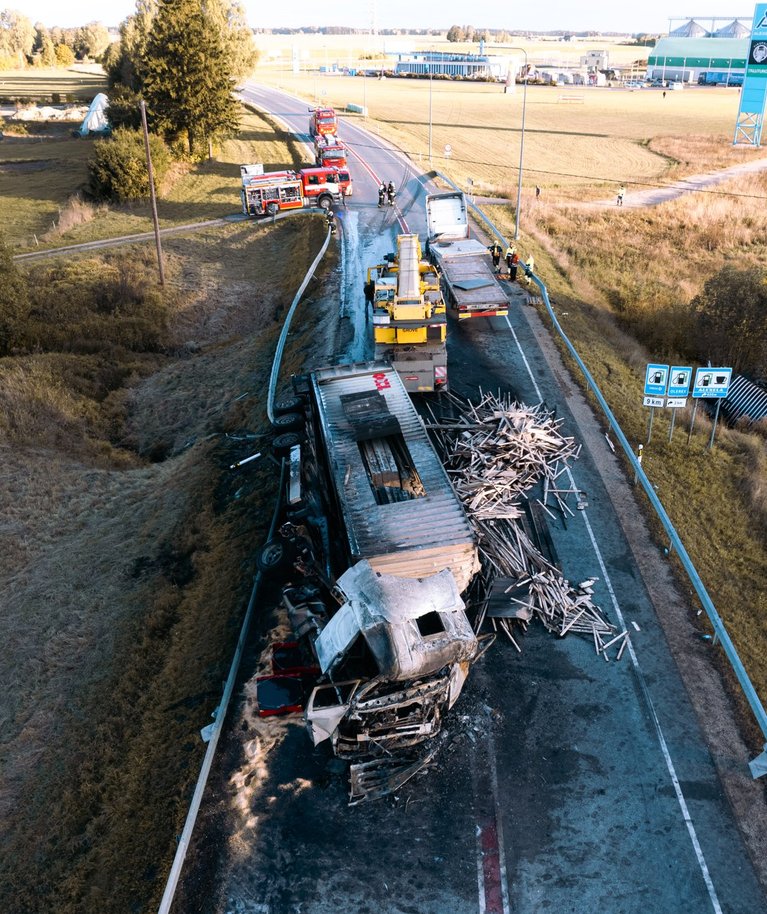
[432,172,767,776]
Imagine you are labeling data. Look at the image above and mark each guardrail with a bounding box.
[158,226,334,913]
[432,170,767,778]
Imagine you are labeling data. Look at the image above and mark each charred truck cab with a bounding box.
[268,362,485,801]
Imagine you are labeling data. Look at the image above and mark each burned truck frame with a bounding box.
[272,362,484,800]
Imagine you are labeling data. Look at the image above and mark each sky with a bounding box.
[13,0,755,35]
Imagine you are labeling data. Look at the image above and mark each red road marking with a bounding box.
[479,818,504,914]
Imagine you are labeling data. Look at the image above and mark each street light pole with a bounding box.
[428,61,433,164]
[508,47,528,240]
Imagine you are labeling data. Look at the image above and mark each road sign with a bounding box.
[643,396,665,408]
[644,363,669,397]
[666,397,687,408]
[692,367,732,399]
[668,366,692,398]
[444,144,452,158]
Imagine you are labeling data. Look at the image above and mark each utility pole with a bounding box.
[140,99,165,286]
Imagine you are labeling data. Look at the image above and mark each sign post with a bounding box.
[643,363,669,443]
[691,367,732,451]
[666,366,692,441]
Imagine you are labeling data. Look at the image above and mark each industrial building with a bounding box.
[394,50,511,80]
[646,36,748,84]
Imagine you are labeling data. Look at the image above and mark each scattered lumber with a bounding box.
[427,390,630,661]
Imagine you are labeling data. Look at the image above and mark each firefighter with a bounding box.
[387,181,396,205]
[378,183,386,207]
[326,209,336,234]
[525,254,535,285]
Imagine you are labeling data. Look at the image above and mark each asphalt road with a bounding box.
[177,83,767,914]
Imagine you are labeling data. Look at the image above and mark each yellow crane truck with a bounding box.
[366,233,448,393]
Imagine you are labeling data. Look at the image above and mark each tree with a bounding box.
[105,84,142,130]
[54,43,74,66]
[691,267,767,377]
[0,9,35,66]
[142,0,239,156]
[74,21,111,60]
[446,25,464,42]
[105,2,157,90]
[0,233,30,355]
[88,127,171,201]
[204,0,258,80]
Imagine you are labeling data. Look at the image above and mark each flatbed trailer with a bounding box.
[425,191,509,319]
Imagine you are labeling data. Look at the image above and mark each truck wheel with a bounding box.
[317,195,332,210]
[272,412,304,432]
[256,538,296,574]
[273,395,305,416]
[266,202,279,216]
[272,431,304,456]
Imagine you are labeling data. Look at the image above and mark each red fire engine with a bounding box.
[314,135,348,169]
[308,106,338,138]
[240,164,353,217]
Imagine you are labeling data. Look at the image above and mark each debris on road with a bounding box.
[425,390,630,660]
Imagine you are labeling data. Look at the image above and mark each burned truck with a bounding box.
[264,362,486,800]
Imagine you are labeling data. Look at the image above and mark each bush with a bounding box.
[88,127,172,202]
[104,86,142,131]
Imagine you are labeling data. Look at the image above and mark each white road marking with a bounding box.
[504,312,724,913]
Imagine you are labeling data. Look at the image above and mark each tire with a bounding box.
[273,395,305,416]
[272,412,304,432]
[317,194,333,211]
[256,538,296,574]
[272,431,304,456]
[265,202,279,217]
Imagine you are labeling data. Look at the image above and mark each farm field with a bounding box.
[254,65,755,199]
[0,65,107,101]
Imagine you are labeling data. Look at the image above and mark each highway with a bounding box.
[175,83,767,914]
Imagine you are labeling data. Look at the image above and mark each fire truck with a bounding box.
[240,165,351,217]
[308,106,338,138]
[314,135,348,169]
[367,233,448,393]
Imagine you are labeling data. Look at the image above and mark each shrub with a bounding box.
[105,86,142,131]
[88,127,172,202]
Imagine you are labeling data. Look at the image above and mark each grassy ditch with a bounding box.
[0,202,337,912]
[482,199,767,729]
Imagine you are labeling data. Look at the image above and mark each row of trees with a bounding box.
[0,10,110,68]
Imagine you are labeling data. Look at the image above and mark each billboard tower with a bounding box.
[735,4,767,145]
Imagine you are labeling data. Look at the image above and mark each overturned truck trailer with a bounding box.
[275,361,485,801]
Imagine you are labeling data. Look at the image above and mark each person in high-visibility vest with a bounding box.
[505,245,516,274]
[525,254,535,285]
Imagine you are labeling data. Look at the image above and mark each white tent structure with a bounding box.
[79,93,110,136]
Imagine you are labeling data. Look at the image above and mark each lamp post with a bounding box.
[508,47,528,240]
[428,57,433,163]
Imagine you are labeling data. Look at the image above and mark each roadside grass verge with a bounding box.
[4,107,306,251]
[1,205,335,913]
[483,201,767,723]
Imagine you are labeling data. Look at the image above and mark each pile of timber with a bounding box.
[426,391,629,660]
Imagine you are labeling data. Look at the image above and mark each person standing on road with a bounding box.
[387,181,396,205]
[505,244,516,275]
[489,241,502,272]
[617,184,626,206]
[378,183,386,207]
[509,250,519,282]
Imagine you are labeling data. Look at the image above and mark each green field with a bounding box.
[0,65,107,101]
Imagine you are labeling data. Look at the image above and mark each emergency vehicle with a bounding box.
[314,136,349,169]
[240,165,351,217]
[308,106,338,138]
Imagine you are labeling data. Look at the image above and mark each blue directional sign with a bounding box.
[668,366,692,398]
[692,367,732,399]
[644,363,669,397]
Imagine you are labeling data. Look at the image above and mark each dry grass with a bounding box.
[255,65,757,201]
[0,97,338,911]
